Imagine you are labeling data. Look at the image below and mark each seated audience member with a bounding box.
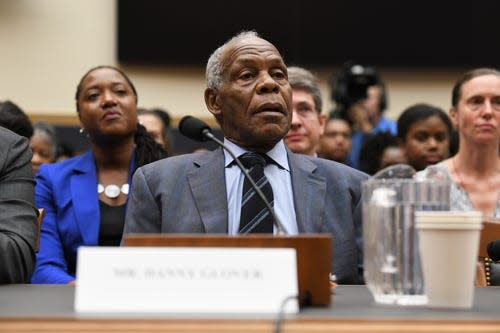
[0,100,33,139]
[0,126,37,283]
[152,107,174,152]
[360,82,396,134]
[419,68,500,217]
[122,31,368,284]
[359,132,406,175]
[138,107,173,154]
[31,66,168,284]
[317,114,352,165]
[397,103,452,171]
[419,68,500,286]
[350,82,397,169]
[284,66,326,156]
[29,121,59,175]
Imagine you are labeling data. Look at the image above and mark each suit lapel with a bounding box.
[187,148,228,233]
[71,152,100,245]
[288,153,326,233]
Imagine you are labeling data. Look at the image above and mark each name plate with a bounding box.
[74,246,298,314]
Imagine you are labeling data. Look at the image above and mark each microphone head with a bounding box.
[178,116,212,142]
[487,240,500,261]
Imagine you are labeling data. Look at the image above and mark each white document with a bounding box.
[74,246,298,314]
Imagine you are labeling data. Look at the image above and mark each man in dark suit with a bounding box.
[123,31,368,284]
[0,126,37,283]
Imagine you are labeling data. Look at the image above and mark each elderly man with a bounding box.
[284,66,326,156]
[122,31,367,284]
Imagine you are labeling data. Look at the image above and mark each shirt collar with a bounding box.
[223,139,290,171]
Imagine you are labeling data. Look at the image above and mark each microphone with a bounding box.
[178,115,287,235]
[487,240,500,261]
[178,115,212,142]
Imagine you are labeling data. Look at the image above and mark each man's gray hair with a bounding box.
[287,66,323,113]
[205,31,260,90]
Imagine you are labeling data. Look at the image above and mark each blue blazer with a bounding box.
[31,151,134,284]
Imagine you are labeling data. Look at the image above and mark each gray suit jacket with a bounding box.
[0,127,37,283]
[124,147,368,284]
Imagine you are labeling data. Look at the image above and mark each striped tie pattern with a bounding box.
[238,152,274,234]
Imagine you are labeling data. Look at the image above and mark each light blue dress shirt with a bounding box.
[223,139,298,235]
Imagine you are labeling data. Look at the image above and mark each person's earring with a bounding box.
[79,127,89,138]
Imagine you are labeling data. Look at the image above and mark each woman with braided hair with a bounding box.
[32,66,167,284]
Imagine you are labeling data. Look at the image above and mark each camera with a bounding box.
[329,62,381,118]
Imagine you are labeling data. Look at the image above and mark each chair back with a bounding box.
[36,208,45,252]
[478,218,500,258]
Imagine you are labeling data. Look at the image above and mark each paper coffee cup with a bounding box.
[415,211,482,309]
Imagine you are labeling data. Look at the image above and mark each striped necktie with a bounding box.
[238,152,274,234]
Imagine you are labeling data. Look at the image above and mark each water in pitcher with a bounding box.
[362,175,450,305]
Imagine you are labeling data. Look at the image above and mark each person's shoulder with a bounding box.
[289,153,368,179]
[0,125,28,148]
[415,160,451,180]
[379,116,396,125]
[56,150,90,167]
[314,156,369,178]
[140,149,220,173]
[0,126,31,165]
[37,150,91,176]
[375,117,397,134]
[0,125,20,138]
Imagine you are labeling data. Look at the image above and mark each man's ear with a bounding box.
[204,88,221,118]
[318,113,326,136]
[397,138,408,159]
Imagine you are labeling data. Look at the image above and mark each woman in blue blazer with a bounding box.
[31,66,167,284]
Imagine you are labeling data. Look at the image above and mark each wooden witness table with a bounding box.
[0,285,499,333]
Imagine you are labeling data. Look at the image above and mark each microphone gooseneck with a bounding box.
[178,115,287,235]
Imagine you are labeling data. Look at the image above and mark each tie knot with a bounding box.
[239,152,267,169]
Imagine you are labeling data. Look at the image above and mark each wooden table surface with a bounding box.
[0,284,499,333]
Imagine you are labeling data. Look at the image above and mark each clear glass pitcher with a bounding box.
[362,165,450,305]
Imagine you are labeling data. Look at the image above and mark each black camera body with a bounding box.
[330,62,381,108]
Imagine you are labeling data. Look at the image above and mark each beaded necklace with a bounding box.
[97,183,130,199]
